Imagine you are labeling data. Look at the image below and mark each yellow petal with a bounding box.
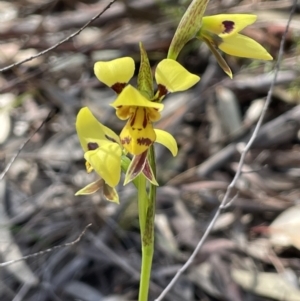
[115,106,131,120]
[94,57,135,89]
[147,107,161,122]
[75,178,104,195]
[76,107,121,152]
[84,142,122,187]
[85,161,93,173]
[201,14,257,37]
[219,34,273,60]
[111,85,164,111]
[154,129,178,156]
[116,106,161,122]
[155,59,200,93]
[120,109,156,155]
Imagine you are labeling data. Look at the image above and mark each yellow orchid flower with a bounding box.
[197,14,273,77]
[111,84,163,156]
[94,50,199,157]
[75,107,122,203]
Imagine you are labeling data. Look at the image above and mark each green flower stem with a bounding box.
[138,146,156,301]
[138,172,147,236]
[121,151,156,301]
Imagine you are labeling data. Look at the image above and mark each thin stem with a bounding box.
[138,146,156,301]
[139,242,154,301]
[138,174,151,301]
[138,173,147,235]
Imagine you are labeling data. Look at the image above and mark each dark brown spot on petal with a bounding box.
[157,84,168,98]
[87,142,99,150]
[137,137,152,146]
[130,108,137,127]
[121,136,131,145]
[111,82,127,94]
[105,134,117,143]
[222,21,234,34]
[142,108,147,129]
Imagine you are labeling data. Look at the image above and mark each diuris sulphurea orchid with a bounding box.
[74,2,277,300]
[197,14,273,78]
[93,43,200,184]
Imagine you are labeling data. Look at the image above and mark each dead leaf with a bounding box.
[269,205,300,250]
[232,269,300,301]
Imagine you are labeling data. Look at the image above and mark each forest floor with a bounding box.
[1,0,300,300]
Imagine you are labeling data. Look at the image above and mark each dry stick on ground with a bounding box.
[154,1,298,300]
[0,0,116,73]
[0,108,58,181]
[0,224,92,267]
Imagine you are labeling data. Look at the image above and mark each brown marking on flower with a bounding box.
[111,82,126,94]
[130,108,137,127]
[87,142,99,150]
[126,151,148,181]
[157,84,168,99]
[222,21,235,34]
[143,200,154,245]
[105,135,117,143]
[142,159,152,181]
[137,137,152,146]
[142,108,148,129]
[121,136,131,145]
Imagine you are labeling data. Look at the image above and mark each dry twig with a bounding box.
[0,108,58,181]
[0,224,91,267]
[155,0,298,299]
[0,0,116,73]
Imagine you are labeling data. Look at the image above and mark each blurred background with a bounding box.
[1,0,300,300]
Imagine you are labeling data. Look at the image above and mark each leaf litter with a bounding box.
[0,0,300,300]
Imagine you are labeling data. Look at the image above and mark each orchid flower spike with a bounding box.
[94,43,200,184]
